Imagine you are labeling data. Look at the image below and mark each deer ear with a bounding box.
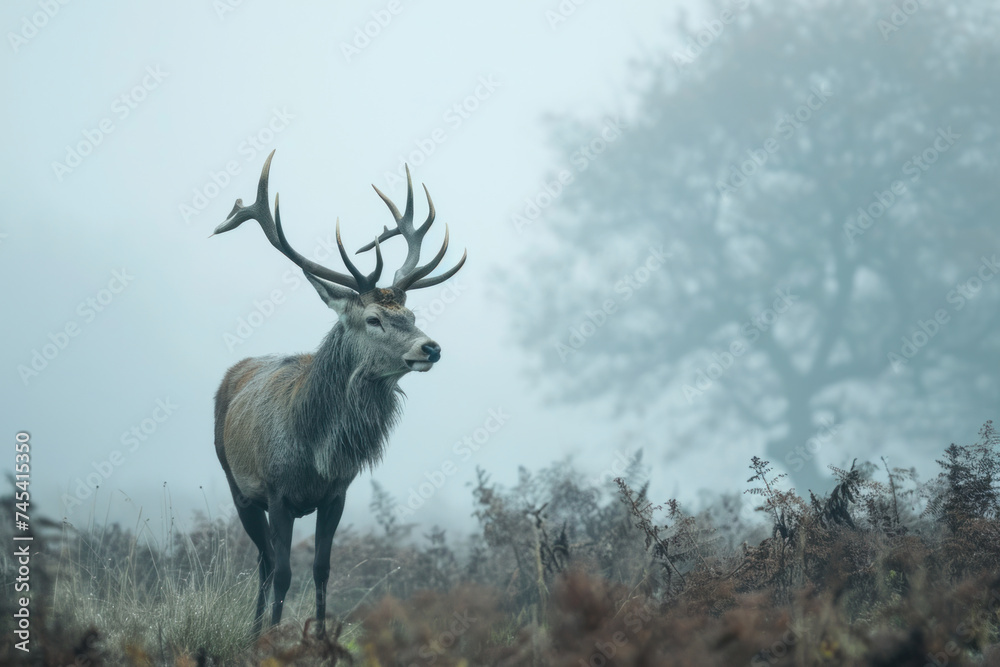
[303,272,361,315]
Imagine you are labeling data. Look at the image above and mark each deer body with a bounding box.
[211,150,465,637]
[216,348,400,512]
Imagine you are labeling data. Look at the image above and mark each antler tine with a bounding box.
[213,149,281,245]
[390,180,445,286]
[351,163,464,292]
[395,225,450,291]
[356,167,439,255]
[401,163,415,229]
[215,149,365,293]
[355,223,396,255]
[357,166,419,254]
[372,187,404,224]
[417,183,436,235]
[356,190,403,254]
[408,249,467,290]
[274,199,362,291]
[335,219,366,286]
[371,236,384,283]
[335,220,383,292]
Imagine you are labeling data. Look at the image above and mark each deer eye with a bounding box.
[366,317,383,329]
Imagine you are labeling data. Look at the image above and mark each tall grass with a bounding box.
[35,489,370,665]
[45,497,253,663]
[3,422,1000,664]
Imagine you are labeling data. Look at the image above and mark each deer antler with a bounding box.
[356,165,467,291]
[213,150,384,294]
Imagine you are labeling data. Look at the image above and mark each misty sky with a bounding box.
[6,0,985,543]
[2,1,710,538]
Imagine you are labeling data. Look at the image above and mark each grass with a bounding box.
[3,422,1000,664]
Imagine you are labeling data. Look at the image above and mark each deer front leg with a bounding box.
[268,501,295,627]
[313,493,347,638]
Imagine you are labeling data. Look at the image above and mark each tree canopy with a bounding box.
[510,0,1000,493]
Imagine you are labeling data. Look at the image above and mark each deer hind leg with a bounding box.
[229,483,273,637]
[268,500,296,627]
[313,493,347,638]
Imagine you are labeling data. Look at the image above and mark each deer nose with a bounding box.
[422,342,441,363]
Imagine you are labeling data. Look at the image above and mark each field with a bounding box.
[2,422,1000,665]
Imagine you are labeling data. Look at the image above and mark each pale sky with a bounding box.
[4,1,867,539]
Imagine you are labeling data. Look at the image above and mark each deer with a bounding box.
[211,150,466,638]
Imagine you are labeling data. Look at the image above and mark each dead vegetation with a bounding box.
[2,422,1000,665]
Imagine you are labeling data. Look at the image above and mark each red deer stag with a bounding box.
[212,150,466,637]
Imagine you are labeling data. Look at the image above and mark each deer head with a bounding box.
[212,150,466,376]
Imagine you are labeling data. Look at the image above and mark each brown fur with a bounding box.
[213,357,261,486]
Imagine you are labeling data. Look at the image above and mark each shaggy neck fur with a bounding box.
[291,323,404,476]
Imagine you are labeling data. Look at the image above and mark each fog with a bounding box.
[3,0,997,540]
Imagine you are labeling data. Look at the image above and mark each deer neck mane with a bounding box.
[292,323,404,474]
